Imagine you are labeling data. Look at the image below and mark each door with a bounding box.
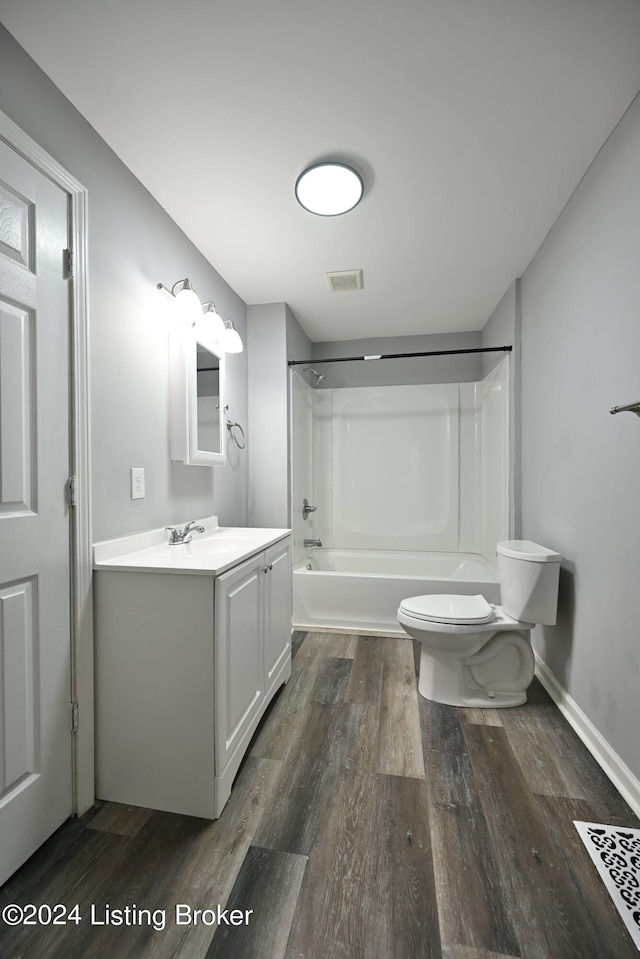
[214,553,264,778]
[0,138,72,885]
[264,538,292,699]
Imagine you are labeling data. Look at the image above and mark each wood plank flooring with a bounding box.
[1,630,638,958]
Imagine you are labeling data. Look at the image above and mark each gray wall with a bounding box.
[247,303,288,527]
[481,280,520,537]
[0,25,249,541]
[519,92,640,780]
[286,305,313,366]
[480,281,518,377]
[311,331,483,388]
[246,302,311,528]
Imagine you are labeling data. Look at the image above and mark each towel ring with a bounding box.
[226,420,246,449]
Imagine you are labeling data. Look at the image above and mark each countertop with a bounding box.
[93,516,291,576]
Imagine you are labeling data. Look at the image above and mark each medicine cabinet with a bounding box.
[170,323,226,466]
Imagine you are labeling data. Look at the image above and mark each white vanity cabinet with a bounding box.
[93,527,291,820]
[214,538,291,800]
[263,540,293,700]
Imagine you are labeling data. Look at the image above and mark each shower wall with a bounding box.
[290,358,509,563]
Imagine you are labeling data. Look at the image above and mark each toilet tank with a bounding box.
[496,540,561,625]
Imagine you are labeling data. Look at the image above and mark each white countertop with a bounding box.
[93,516,291,576]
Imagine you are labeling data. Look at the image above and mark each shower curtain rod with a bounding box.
[288,345,512,367]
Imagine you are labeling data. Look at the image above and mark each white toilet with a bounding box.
[397,540,561,707]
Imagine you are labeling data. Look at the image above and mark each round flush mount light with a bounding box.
[295,162,364,216]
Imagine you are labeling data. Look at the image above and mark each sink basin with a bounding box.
[183,533,254,553]
[213,531,256,542]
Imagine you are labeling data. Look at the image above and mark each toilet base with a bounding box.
[416,628,535,708]
[418,668,527,708]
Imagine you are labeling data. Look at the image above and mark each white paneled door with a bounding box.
[0,139,72,885]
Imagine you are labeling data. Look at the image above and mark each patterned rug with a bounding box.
[574,821,640,950]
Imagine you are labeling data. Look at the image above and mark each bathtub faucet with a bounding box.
[302,498,317,521]
[304,538,322,548]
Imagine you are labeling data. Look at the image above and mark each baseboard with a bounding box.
[534,653,640,819]
[292,621,404,638]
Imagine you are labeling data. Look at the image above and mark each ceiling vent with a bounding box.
[326,269,363,292]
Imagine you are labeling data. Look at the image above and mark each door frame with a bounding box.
[0,109,93,816]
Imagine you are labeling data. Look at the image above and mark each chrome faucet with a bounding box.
[304,538,322,548]
[302,498,317,521]
[165,521,205,545]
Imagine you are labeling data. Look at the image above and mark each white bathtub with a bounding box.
[292,548,500,634]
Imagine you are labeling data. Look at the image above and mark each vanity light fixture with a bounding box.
[157,277,202,324]
[157,279,243,352]
[219,321,243,354]
[295,161,364,216]
[201,302,226,339]
[202,304,243,353]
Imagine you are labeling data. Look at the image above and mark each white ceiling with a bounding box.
[2,0,640,342]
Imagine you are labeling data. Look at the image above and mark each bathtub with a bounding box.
[292,548,500,634]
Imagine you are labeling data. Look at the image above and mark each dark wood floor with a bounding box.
[1,630,638,959]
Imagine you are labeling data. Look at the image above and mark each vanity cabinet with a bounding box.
[214,539,291,785]
[94,534,291,820]
[262,540,293,699]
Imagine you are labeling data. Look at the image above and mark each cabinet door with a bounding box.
[214,553,264,777]
[264,538,292,699]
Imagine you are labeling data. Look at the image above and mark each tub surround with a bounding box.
[291,361,509,580]
[290,357,509,638]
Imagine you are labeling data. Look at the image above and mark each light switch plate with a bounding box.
[131,467,145,499]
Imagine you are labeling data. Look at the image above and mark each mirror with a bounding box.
[170,324,226,466]
[195,344,222,455]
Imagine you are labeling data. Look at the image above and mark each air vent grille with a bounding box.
[326,269,363,292]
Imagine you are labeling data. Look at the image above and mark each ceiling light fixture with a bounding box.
[295,162,364,216]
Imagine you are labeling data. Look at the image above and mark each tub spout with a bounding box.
[304,538,322,547]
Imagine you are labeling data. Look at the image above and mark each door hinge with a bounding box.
[67,475,77,508]
[63,248,73,279]
[71,702,79,734]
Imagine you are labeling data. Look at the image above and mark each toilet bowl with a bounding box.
[397,541,561,707]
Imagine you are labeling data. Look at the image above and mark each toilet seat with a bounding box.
[399,593,496,626]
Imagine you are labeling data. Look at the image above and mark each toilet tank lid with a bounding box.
[497,540,561,563]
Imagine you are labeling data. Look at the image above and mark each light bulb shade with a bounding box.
[220,322,243,353]
[175,284,202,323]
[203,305,225,339]
[295,162,363,216]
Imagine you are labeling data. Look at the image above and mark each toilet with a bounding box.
[397,540,561,707]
